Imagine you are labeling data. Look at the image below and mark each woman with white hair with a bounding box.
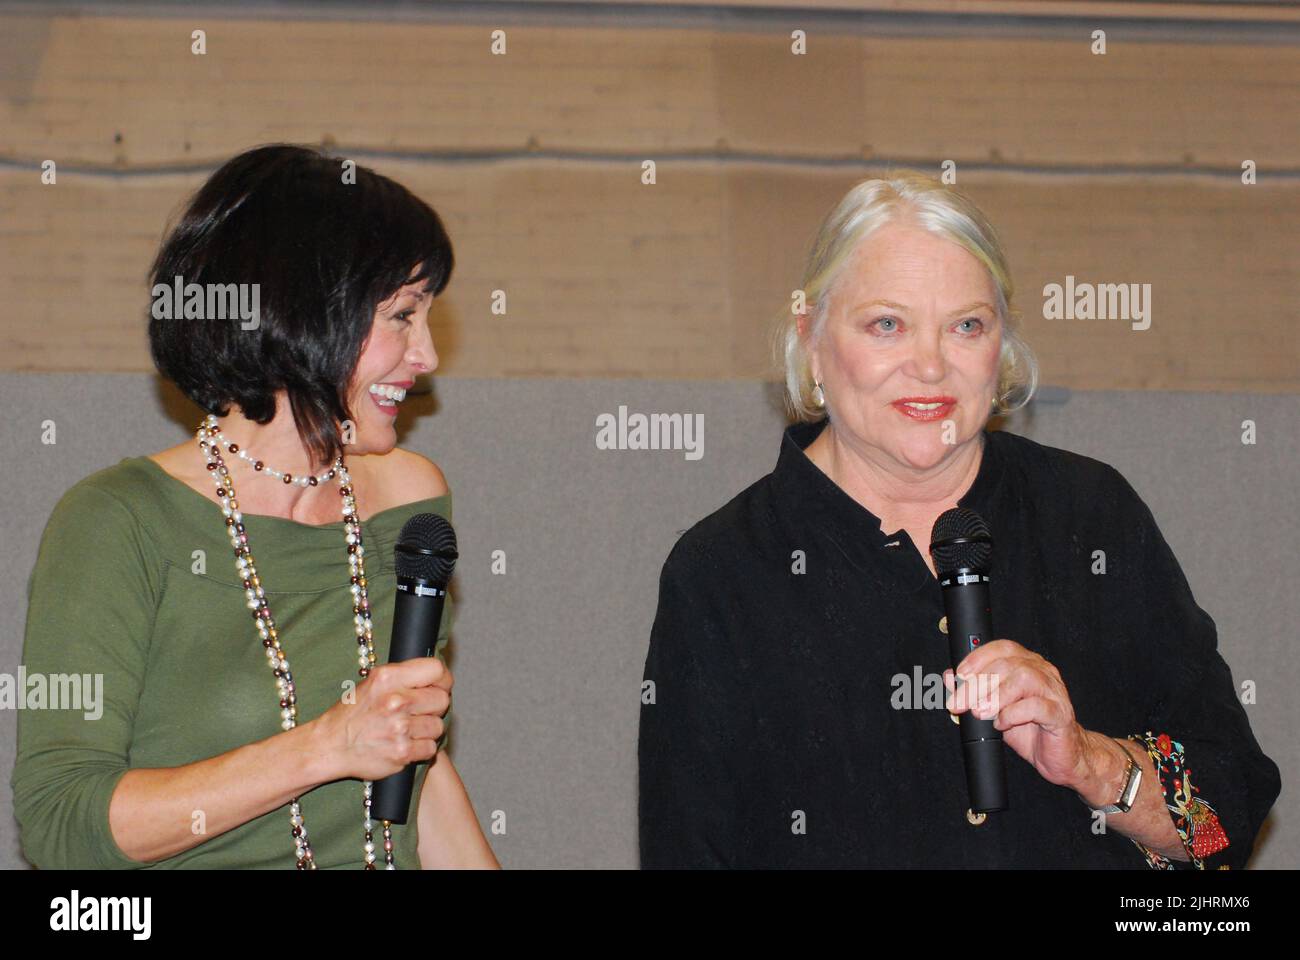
[637,170,1280,869]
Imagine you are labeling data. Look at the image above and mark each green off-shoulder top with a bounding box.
[12,455,454,869]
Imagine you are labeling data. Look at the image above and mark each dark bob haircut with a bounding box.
[148,142,454,467]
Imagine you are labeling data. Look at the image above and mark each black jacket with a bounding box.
[638,418,1281,868]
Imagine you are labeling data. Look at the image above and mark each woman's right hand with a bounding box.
[313,657,454,782]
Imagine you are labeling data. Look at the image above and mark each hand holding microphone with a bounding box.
[370,512,458,824]
[932,508,1110,811]
[317,657,453,783]
[930,507,1008,814]
[312,513,458,822]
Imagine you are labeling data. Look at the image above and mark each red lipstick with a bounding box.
[891,396,957,422]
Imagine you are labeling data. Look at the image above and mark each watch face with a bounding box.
[1118,765,1141,810]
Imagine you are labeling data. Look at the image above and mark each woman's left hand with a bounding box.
[943,638,1096,792]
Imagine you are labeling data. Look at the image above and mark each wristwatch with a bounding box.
[1079,739,1142,814]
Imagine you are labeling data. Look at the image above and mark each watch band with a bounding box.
[1080,740,1142,814]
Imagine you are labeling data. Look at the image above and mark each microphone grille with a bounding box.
[929,507,993,573]
[394,513,458,584]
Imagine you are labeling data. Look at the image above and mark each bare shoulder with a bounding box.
[370,448,450,508]
[144,442,209,491]
[145,441,194,474]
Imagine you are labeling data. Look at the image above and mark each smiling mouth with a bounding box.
[891,397,957,420]
[368,383,409,407]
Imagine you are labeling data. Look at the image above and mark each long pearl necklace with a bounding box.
[195,413,396,870]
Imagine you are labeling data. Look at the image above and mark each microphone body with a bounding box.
[371,514,458,825]
[938,569,1008,813]
[931,508,1008,814]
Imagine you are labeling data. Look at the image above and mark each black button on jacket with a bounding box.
[638,418,1281,868]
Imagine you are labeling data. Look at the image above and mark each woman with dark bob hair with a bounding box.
[639,170,1281,869]
[13,144,498,869]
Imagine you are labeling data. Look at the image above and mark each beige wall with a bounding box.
[0,4,1296,390]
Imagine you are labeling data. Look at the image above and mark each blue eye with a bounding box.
[957,318,984,334]
[873,317,898,332]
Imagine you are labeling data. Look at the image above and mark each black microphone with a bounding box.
[370,512,458,825]
[929,508,1008,814]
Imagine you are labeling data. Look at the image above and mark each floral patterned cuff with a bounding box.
[1126,731,1230,870]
